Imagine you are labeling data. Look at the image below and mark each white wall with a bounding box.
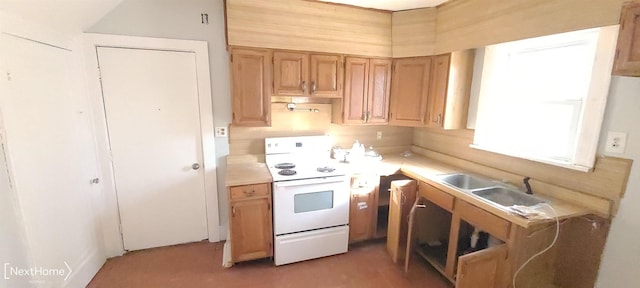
[595,76,640,288]
[87,0,232,235]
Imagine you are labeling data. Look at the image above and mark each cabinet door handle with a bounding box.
[434,113,442,125]
[232,206,236,217]
[311,81,316,93]
[301,81,306,93]
[244,190,255,196]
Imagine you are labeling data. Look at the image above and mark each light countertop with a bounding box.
[225,161,272,187]
[224,153,591,229]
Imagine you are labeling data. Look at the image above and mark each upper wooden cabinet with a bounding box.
[273,52,309,95]
[311,54,344,97]
[230,48,271,126]
[389,50,474,129]
[338,57,391,125]
[613,1,640,77]
[389,57,432,126]
[273,51,343,98]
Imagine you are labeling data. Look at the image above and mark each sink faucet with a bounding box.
[523,177,533,195]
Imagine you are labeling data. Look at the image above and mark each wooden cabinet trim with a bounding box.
[613,2,640,76]
[230,183,270,200]
[418,181,455,211]
[456,200,511,242]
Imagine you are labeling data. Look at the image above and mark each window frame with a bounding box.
[470,25,620,172]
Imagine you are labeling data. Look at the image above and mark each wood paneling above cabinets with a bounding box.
[226,0,392,57]
[230,48,272,127]
[389,50,474,130]
[434,0,626,54]
[334,57,391,125]
[613,1,640,77]
[391,8,437,57]
[273,51,343,98]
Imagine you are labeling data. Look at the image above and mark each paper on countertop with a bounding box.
[507,205,553,220]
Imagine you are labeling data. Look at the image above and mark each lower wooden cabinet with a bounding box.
[456,244,508,288]
[228,183,273,262]
[406,181,509,286]
[349,188,376,243]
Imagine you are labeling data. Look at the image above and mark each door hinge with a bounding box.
[230,53,233,62]
[232,112,236,121]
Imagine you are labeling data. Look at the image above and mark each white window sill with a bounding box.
[469,144,593,173]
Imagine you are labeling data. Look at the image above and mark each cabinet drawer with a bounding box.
[456,201,511,242]
[419,181,455,211]
[230,183,270,200]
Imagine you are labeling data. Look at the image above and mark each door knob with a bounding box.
[192,163,200,170]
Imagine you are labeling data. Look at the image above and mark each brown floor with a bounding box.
[88,240,452,288]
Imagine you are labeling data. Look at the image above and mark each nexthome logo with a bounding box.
[3,262,72,282]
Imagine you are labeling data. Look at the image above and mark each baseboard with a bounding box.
[215,225,228,241]
[63,249,105,288]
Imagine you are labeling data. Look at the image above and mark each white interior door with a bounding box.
[97,47,208,251]
[1,34,103,286]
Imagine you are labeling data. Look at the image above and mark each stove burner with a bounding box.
[278,169,297,176]
[275,163,296,169]
[317,166,336,173]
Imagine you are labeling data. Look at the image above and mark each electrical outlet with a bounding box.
[215,126,228,137]
[605,131,627,154]
[376,131,382,140]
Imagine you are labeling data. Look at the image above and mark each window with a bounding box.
[472,26,619,171]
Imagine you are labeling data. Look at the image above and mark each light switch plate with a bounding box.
[215,126,228,137]
[605,131,627,154]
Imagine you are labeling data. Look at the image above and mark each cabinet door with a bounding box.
[349,189,376,243]
[386,180,417,263]
[230,197,273,262]
[231,48,271,126]
[389,57,431,126]
[310,54,343,98]
[273,51,309,95]
[427,54,450,128]
[367,59,392,124]
[343,57,369,124]
[613,2,640,76]
[456,244,508,288]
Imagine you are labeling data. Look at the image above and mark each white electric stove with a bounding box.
[265,136,350,266]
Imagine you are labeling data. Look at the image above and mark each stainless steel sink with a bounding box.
[472,187,545,207]
[440,173,495,190]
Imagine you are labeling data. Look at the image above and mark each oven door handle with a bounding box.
[274,177,347,187]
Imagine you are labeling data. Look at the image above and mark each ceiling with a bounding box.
[317,0,449,11]
[0,0,123,32]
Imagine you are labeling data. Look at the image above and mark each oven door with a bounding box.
[273,175,350,235]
